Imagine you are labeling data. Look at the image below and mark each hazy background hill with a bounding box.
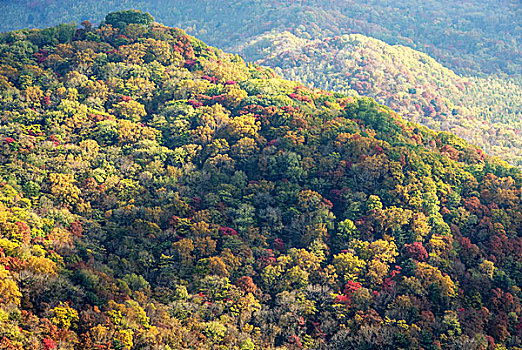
[238,32,522,165]
[1,0,520,76]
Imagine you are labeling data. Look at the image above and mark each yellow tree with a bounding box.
[332,251,366,283]
[118,43,146,65]
[227,113,260,140]
[51,302,79,330]
[0,266,21,306]
[111,100,147,122]
[49,173,82,209]
[415,262,456,298]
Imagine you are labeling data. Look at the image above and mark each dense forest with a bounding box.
[239,32,522,166]
[0,11,521,349]
[0,0,520,76]
[1,0,521,169]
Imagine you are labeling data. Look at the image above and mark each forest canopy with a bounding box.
[239,31,522,166]
[1,1,520,168]
[0,10,520,350]
[0,0,520,76]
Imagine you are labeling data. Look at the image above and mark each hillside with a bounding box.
[1,1,521,168]
[0,0,520,76]
[0,11,521,349]
[238,31,522,166]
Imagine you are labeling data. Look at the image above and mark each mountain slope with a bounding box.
[1,1,521,168]
[238,31,522,165]
[0,0,520,76]
[0,11,521,349]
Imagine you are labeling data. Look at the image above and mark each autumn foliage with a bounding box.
[0,10,519,350]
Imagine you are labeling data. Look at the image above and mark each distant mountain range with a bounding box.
[1,0,520,76]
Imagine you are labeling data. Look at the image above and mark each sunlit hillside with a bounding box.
[0,11,520,349]
[238,31,522,165]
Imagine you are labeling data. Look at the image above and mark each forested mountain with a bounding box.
[0,0,520,76]
[1,0,521,168]
[0,11,521,349]
[238,32,522,166]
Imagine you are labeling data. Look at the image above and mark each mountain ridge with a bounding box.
[237,31,522,165]
[0,0,520,76]
[0,11,520,349]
